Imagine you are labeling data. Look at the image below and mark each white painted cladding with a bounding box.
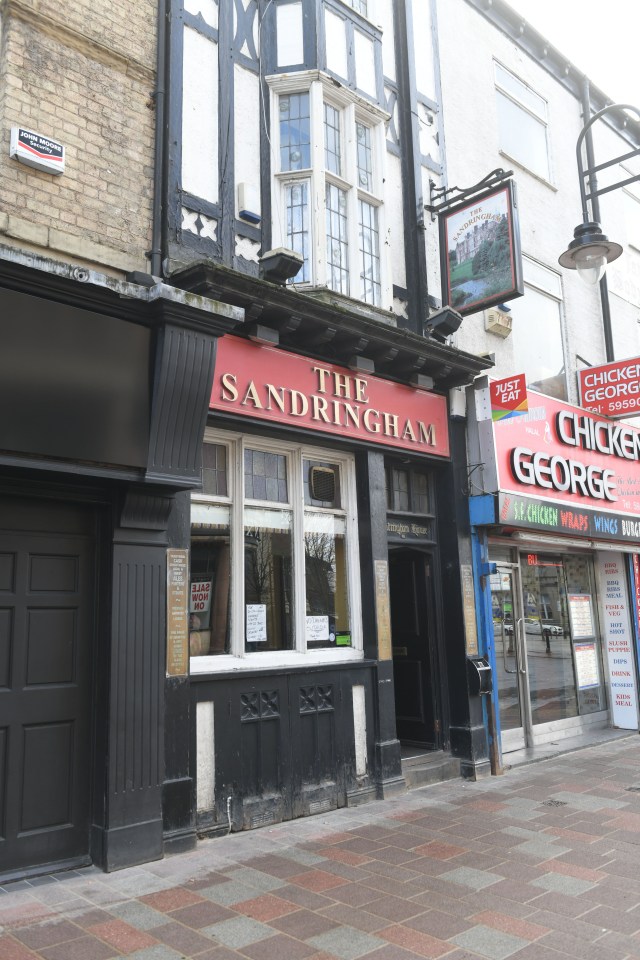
[354,29,376,99]
[352,685,368,777]
[182,26,219,205]
[234,64,261,220]
[277,2,304,67]
[196,700,215,812]
[325,9,348,81]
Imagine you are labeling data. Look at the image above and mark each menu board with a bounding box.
[166,549,189,677]
[596,553,639,730]
[374,560,392,660]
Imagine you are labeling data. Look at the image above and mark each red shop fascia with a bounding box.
[477,386,640,545]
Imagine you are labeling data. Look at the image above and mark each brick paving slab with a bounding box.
[7,738,640,960]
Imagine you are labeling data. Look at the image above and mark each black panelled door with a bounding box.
[390,550,438,747]
[0,499,96,877]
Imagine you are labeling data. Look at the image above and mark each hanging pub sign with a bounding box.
[439,180,523,317]
[578,357,640,420]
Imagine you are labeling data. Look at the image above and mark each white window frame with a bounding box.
[513,255,567,400]
[268,70,391,309]
[190,427,364,674]
[494,61,552,184]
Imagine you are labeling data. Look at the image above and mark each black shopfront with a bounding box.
[0,253,239,880]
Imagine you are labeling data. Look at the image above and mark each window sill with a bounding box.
[498,151,557,192]
[190,648,365,675]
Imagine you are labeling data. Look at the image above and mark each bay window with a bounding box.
[269,72,389,308]
[190,431,362,671]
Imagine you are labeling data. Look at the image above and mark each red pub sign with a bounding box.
[492,389,640,543]
[578,357,640,419]
[210,336,450,458]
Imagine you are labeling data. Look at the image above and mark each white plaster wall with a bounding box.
[277,2,303,67]
[234,64,261,221]
[325,8,348,82]
[411,1,437,103]
[182,26,219,205]
[385,150,407,292]
[354,29,376,99]
[378,0,396,83]
[435,0,637,403]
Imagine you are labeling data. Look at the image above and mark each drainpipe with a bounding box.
[149,0,168,278]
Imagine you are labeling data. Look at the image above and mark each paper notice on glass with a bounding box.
[246,604,267,643]
[568,594,594,639]
[306,615,330,643]
[575,642,600,689]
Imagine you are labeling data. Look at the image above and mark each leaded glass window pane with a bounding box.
[202,443,228,496]
[245,448,288,502]
[326,183,349,294]
[358,199,380,305]
[285,180,310,282]
[279,93,311,171]
[324,103,342,176]
[356,123,373,192]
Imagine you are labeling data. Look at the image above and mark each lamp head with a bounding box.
[558,222,623,285]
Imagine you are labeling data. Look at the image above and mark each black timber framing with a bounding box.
[169,261,491,390]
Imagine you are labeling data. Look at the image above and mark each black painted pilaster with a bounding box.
[356,450,405,798]
[163,490,196,853]
[435,420,489,779]
[93,491,172,872]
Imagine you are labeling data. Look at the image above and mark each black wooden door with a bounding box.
[0,499,95,877]
[390,550,438,747]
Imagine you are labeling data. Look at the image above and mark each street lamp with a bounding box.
[559,91,640,360]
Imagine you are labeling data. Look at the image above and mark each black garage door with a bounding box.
[0,498,96,878]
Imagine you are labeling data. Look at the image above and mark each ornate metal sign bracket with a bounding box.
[426,168,513,220]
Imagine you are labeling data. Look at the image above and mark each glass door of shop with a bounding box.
[492,564,530,752]
[492,551,607,754]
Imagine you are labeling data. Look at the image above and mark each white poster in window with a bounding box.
[568,594,595,639]
[596,553,639,730]
[306,615,330,644]
[246,604,267,643]
[575,642,600,689]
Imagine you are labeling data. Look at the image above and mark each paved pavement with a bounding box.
[4,735,640,960]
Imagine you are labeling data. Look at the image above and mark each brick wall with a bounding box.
[0,0,157,274]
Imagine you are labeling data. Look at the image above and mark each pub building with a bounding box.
[468,377,640,761]
[158,261,493,845]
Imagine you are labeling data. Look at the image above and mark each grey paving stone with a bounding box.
[452,924,530,959]
[125,947,184,960]
[203,916,277,948]
[438,866,503,890]
[198,880,260,905]
[548,792,626,812]
[308,926,387,959]
[111,900,166,930]
[280,847,327,866]
[531,873,596,896]
[223,866,287,891]
[513,840,570,860]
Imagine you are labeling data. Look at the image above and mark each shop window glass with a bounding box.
[190,502,231,657]
[304,512,350,648]
[244,507,293,651]
[191,437,361,667]
[387,466,431,515]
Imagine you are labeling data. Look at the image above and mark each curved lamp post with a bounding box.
[559,96,640,360]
